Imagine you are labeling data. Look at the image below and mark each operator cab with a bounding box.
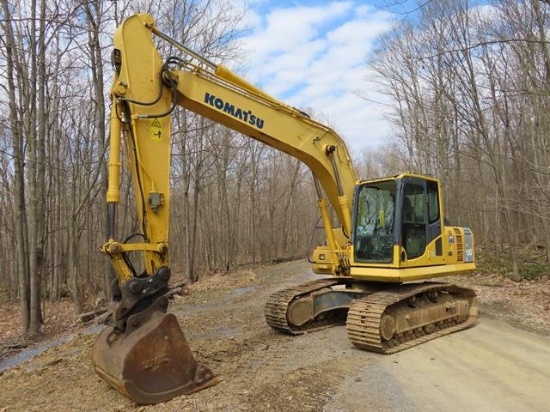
[352,174,443,266]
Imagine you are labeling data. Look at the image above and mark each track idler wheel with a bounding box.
[92,297,218,404]
[379,314,396,341]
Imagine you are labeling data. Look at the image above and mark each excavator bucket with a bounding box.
[92,300,218,404]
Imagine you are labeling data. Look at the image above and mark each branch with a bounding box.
[78,307,108,323]
[419,38,550,61]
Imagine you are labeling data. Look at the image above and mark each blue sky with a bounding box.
[233,0,402,151]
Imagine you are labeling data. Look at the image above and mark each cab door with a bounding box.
[400,177,442,261]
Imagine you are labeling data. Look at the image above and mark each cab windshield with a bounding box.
[353,181,396,263]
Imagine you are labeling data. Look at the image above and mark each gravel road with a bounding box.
[325,319,550,412]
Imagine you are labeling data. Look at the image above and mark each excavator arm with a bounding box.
[102,16,174,282]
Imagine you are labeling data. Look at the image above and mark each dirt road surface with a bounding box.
[1,260,549,411]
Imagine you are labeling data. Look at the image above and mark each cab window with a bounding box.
[353,181,396,263]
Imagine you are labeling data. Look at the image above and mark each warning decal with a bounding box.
[150,118,162,141]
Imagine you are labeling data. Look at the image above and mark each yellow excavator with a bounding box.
[93,14,478,404]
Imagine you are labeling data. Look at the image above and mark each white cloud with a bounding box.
[234,0,395,150]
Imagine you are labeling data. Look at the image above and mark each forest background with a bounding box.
[1,0,549,338]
